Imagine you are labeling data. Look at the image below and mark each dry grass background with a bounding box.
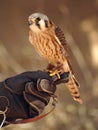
[0,0,98,130]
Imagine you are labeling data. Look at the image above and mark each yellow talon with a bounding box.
[49,70,61,79]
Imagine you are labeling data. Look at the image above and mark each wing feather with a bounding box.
[55,27,74,73]
[55,27,82,102]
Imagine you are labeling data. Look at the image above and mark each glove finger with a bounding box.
[23,92,45,116]
[37,79,56,95]
[25,82,50,105]
[24,71,52,82]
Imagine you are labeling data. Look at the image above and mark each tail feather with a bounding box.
[63,60,83,104]
[65,73,83,104]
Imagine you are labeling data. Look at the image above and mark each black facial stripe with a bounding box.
[35,18,41,29]
[44,20,48,28]
[49,20,53,25]
[35,22,40,29]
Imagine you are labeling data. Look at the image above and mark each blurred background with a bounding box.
[0,0,98,130]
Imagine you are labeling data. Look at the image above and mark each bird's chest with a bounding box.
[30,32,64,64]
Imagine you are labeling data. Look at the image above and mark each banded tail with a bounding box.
[65,73,83,104]
[63,61,83,104]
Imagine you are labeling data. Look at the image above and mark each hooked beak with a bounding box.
[28,19,33,26]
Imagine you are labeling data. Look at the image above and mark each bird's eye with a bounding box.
[36,17,41,22]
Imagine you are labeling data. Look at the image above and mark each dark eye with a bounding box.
[36,17,41,22]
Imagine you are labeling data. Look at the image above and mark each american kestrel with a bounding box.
[28,13,83,104]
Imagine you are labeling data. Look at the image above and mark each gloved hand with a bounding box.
[0,70,69,127]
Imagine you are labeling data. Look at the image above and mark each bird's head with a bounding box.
[28,13,54,32]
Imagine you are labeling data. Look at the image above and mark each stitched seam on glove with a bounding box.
[25,83,49,105]
[23,91,41,115]
[37,79,55,95]
[3,80,19,94]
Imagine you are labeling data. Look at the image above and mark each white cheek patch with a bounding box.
[39,20,45,29]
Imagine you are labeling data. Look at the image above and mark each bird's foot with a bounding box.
[46,63,63,79]
[49,69,61,79]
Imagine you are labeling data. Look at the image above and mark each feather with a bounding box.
[55,27,83,104]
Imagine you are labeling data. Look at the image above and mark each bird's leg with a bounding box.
[47,64,55,71]
[47,63,63,79]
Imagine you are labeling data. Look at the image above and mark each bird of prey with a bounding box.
[28,12,83,104]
